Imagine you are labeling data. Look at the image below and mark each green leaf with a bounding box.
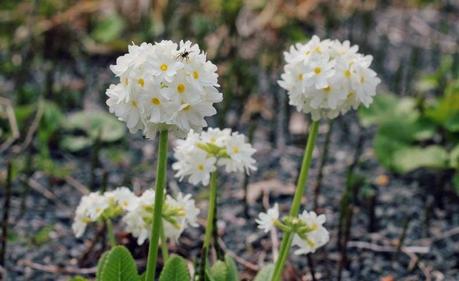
[253,264,274,281]
[445,113,459,132]
[99,246,140,281]
[392,145,449,173]
[62,110,125,151]
[358,94,418,127]
[209,261,228,281]
[96,251,109,281]
[426,81,459,125]
[373,133,408,171]
[450,145,459,169]
[61,136,93,152]
[159,255,190,281]
[224,255,239,281]
[91,13,126,43]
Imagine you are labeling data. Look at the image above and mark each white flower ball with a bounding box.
[106,40,222,138]
[172,128,257,186]
[278,36,381,120]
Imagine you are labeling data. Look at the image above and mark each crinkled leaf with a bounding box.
[99,246,140,281]
[373,133,408,171]
[64,110,125,143]
[224,255,239,281]
[445,113,459,132]
[392,145,449,173]
[358,94,418,127]
[159,255,190,281]
[254,264,274,281]
[209,261,228,281]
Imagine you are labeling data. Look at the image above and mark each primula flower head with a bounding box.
[122,190,200,245]
[278,35,380,120]
[256,205,329,255]
[106,40,222,138]
[172,128,257,186]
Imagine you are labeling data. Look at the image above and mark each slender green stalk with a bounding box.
[271,121,320,281]
[145,130,169,281]
[200,171,218,277]
[105,219,116,248]
[160,223,169,262]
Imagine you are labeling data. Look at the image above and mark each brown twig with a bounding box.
[18,259,97,275]
[65,176,90,195]
[19,99,44,152]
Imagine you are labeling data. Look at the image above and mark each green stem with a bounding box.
[105,219,116,248]
[160,223,169,262]
[201,171,218,277]
[145,130,169,281]
[271,121,320,281]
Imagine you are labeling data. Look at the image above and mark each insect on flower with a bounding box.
[176,49,193,62]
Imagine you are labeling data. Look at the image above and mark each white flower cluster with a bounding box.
[72,188,199,245]
[172,128,257,185]
[278,36,380,120]
[122,191,199,245]
[256,204,329,254]
[106,40,222,138]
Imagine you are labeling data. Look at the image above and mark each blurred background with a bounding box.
[0,0,458,280]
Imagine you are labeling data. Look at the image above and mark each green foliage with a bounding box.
[32,225,54,246]
[91,13,126,43]
[97,246,140,281]
[359,90,459,174]
[392,145,449,173]
[61,111,125,152]
[253,264,274,281]
[159,255,191,281]
[210,261,228,281]
[224,255,239,281]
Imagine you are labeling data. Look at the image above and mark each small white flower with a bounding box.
[104,187,138,211]
[172,128,257,186]
[255,204,279,233]
[278,36,380,120]
[72,192,110,237]
[292,211,329,255]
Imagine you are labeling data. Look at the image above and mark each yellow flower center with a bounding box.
[347,91,355,98]
[360,76,365,84]
[197,164,204,171]
[297,74,304,81]
[322,86,331,94]
[151,97,161,105]
[131,100,138,108]
[232,146,240,154]
[314,67,321,74]
[193,71,199,80]
[177,83,186,93]
[344,70,351,78]
[123,78,129,85]
[160,64,168,71]
[138,78,145,87]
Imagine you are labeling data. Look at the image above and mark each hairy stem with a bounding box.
[271,121,320,281]
[145,130,169,281]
